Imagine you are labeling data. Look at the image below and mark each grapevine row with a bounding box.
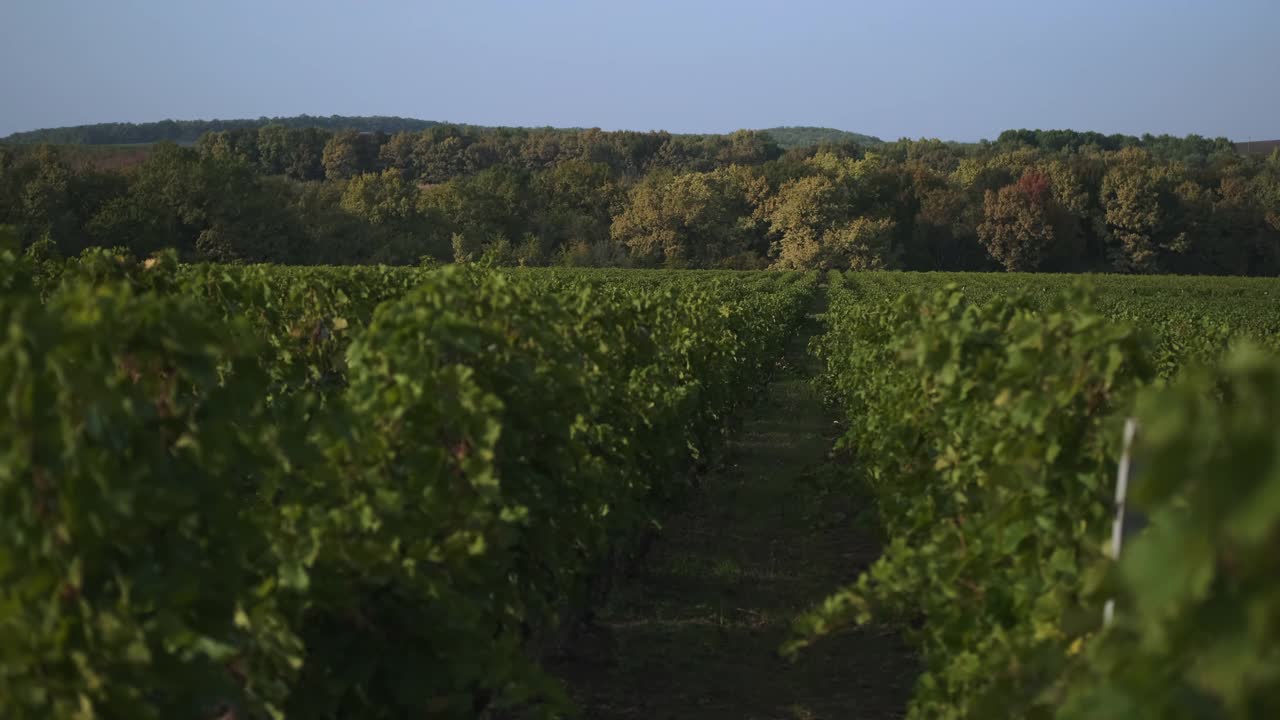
[796,271,1280,718]
[0,250,816,719]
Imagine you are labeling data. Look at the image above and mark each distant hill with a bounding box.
[1,115,446,145]
[3,116,884,150]
[759,126,883,149]
[1236,139,1280,156]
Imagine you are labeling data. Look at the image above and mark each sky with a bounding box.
[2,0,1277,141]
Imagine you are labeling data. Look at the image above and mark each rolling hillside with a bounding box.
[1237,139,1280,156]
[759,126,883,149]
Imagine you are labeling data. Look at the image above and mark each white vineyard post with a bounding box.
[1104,417,1140,627]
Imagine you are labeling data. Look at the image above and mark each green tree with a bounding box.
[716,129,782,166]
[18,146,79,248]
[410,126,473,183]
[0,147,18,230]
[766,174,842,269]
[1261,161,1280,235]
[764,152,899,269]
[977,170,1060,272]
[420,165,538,255]
[610,166,767,267]
[1100,148,1179,273]
[340,169,419,225]
[828,216,900,269]
[282,127,329,181]
[532,160,621,257]
[196,129,260,166]
[378,131,417,176]
[340,169,446,263]
[907,176,986,270]
[1180,169,1280,275]
[88,143,301,262]
[254,125,328,180]
[322,130,381,181]
[256,124,291,175]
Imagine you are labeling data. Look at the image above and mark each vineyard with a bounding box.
[3,252,1280,719]
[795,272,1280,719]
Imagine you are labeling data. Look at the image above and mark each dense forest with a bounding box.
[2,121,1278,274]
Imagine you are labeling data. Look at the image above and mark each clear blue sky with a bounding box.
[2,0,1277,141]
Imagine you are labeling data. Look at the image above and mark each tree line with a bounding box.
[2,123,1277,274]
[2,115,887,153]
[0,115,445,146]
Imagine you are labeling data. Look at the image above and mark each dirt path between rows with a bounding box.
[547,288,917,719]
